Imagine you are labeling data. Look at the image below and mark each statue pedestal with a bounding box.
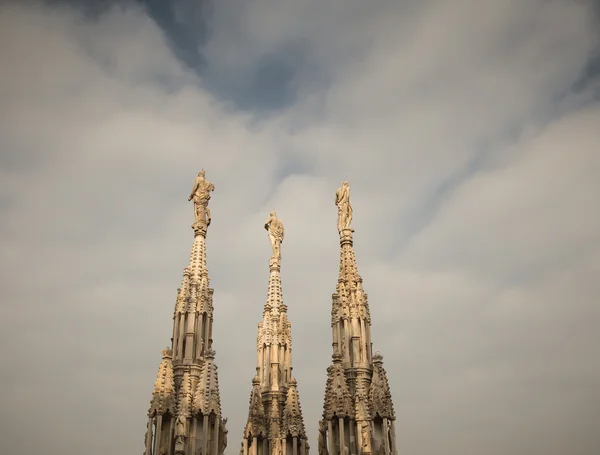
[174,441,185,455]
[192,221,208,237]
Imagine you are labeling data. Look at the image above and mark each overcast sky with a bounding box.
[1,0,599,454]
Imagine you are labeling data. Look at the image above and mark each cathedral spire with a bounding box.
[241,212,309,455]
[144,170,228,455]
[318,182,398,455]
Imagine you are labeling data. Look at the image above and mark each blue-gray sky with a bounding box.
[1,1,600,454]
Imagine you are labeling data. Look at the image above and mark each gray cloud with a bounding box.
[0,1,599,455]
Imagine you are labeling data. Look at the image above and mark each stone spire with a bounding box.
[144,170,228,455]
[241,212,309,455]
[317,182,398,455]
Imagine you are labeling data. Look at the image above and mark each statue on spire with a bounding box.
[188,170,215,232]
[335,181,353,232]
[264,211,284,261]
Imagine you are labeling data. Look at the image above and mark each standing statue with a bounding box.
[188,169,215,227]
[175,414,187,444]
[318,420,329,455]
[264,211,284,260]
[219,418,228,455]
[360,421,371,455]
[335,181,353,232]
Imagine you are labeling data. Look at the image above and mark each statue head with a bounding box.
[198,169,206,177]
[270,211,277,217]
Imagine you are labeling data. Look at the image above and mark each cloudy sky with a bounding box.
[1,0,599,454]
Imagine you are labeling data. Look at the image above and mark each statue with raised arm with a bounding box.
[188,169,215,228]
[335,181,353,232]
[264,211,284,260]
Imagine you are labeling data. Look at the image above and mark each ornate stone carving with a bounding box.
[323,355,353,419]
[369,354,395,419]
[335,181,353,232]
[265,211,284,262]
[149,347,175,416]
[283,377,306,437]
[245,376,267,437]
[189,169,215,234]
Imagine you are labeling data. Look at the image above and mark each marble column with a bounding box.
[382,419,390,455]
[328,421,335,455]
[145,416,154,455]
[339,417,345,455]
[154,415,163,455]
[203,415,209,455]
[189,418,197,455]
[389,420,397,455]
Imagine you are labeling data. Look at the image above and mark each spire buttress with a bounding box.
[241,212,309,455]
[318,182,398,455]
[144,170,228,455]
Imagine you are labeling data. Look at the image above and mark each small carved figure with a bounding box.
[360,421,371,454]
[159,446,167,455]
[188,170,215,226]
[335,181,353,231]
[175,414,187,443]
[356,394,368,421]
[318,420,329,455]
[378,442,385,455]
[264,211,284,260]
[219,418,228,454]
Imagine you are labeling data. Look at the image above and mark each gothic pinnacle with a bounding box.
[318,182,398,455]
[241,212,308,455]
[144,170,228,455]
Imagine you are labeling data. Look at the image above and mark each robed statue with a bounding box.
[175,414,187,444]
[264,211,284,260]
[188,170,215,227]
[360,421,372,455]
[335,181,353,231]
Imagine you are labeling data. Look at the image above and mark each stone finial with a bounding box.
[335,181,353,232]
[188,169,215,236]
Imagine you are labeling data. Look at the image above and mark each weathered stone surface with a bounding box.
[240,213,308,455]
[144,172,227,455]
[319,182,398,455]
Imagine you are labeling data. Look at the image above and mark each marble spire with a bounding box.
[144,170,227,455]
[317,182,398,455]
[241,212,309,455]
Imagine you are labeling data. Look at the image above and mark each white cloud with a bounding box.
[0,1,599,455]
